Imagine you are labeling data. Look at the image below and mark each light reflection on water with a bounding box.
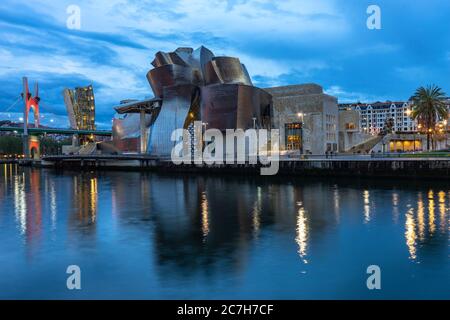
[0,164,449,299]
[295,204,308,264]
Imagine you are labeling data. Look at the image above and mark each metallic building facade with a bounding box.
[113,46,273,156]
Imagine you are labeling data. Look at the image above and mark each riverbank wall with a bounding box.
[38,155,450,179]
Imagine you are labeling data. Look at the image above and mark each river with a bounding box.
[0,164,448,299]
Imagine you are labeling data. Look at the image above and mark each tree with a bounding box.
[410,85,448,151]
[0,135,22,156]
[379,117,395,136]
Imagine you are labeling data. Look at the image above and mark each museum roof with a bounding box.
[114,97,162,114]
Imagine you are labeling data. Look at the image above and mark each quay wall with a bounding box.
[39,156,450,179]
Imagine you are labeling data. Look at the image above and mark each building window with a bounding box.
[285,123,302,152]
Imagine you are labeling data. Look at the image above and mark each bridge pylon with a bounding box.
[22,77,41,159]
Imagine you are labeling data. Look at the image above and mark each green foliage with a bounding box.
[410,85,448,150]
[0,135,22,155]
[411,85,447,127]
[0,135,72,156]
[40,137,72,156]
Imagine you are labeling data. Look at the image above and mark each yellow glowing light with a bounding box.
[405,209,417,260]
[90,178,98,223]
[417,193,425,241]
[201,192,209,239]
[428,190,436,235]
[295,207,309,264]
[438,191,446,233]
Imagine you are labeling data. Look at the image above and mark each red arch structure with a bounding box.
[22,77,41,159]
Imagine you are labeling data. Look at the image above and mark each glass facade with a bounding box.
[285,122,302,152]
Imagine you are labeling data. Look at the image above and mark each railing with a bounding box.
[372,152,450,159]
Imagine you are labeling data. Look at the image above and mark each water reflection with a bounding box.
[403,189,448,261]
[392,192,399,223]
[438,191,446,234]
[295,203,309,264]
[0,165,449,295]
[13,172,27,235]
[417,192,426,241]
[70,175,98,231]
[405,208,417,260]
[201,191,209,240]
[252,187,262,238]
[363,190,371,223]
[49,181,57,230]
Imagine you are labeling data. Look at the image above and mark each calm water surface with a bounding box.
[0,164,449,299]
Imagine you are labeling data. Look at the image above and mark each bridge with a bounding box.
[0,77,112,159]
[0,126,112,136]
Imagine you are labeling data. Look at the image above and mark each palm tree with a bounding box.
[410,85,448,151]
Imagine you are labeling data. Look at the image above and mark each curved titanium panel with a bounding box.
[192,46,215,81]
[201,84,271,131]
[113,113,154,152]
[147,64,196,98]
[148,84,198,157]
[113,113,154,140]
[169,47,193,67]
[204,57,252,86]
[152,51,173,68]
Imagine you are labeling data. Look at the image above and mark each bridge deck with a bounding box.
[0,126,112,136]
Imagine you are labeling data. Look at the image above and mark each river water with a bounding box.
[0,164,448,299]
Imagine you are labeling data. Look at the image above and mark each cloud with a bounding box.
[325,86,390,103]
[0,0,449,127]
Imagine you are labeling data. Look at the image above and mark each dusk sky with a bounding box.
[0,0,449,128]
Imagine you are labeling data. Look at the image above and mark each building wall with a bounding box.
[265,84,338,154]
[337,109,377,152]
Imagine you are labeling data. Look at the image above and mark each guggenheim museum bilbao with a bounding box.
[112,46,348,156]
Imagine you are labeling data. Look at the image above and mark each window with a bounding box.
[285,123,303,152]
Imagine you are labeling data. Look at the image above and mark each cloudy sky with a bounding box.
[0,0,449,128]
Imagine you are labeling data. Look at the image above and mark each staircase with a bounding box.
[77,142,98,155]
[345,136,383,154]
